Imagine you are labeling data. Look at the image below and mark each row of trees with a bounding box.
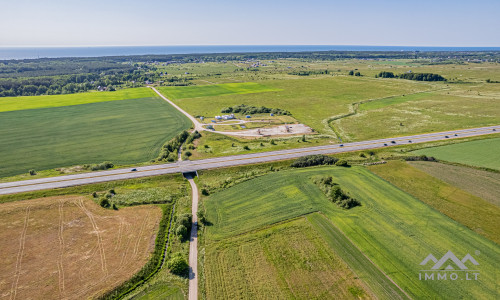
[157,130,201,162]
[221,104,291,115]
[313,176,361,209]
[376,71,446,81]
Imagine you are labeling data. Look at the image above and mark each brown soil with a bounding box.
[0,196,162,300]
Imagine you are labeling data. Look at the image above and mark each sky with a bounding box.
[1,0,499,47]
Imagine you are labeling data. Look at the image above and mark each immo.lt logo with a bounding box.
[419,250,479,281]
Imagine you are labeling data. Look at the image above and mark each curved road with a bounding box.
[0,125,498,195]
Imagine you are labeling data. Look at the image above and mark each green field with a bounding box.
[0,97,191,177]
[158,82,280,100]
[204,217,375,299]
[413,138,500,170]
[202,166,500,299]
[409,161,500,207]
[0,88,155,112]
[359,91,432,111]
[163,77,432,134]
[369,161,500,244]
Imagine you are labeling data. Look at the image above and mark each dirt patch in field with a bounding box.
[0,196,162,300]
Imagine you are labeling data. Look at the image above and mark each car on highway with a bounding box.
[445,135,449,138]
[408,140,412,143]
[339,144,344,147]
[391,141,396,144]
[383,143,388,146]
[131,168,137,171]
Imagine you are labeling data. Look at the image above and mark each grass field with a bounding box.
[202,166,500,299]
[413,138,500,170]
[164,77,432,134]
[0,88,155,112]
[204,217,374,299]
[0,97,191,177]
[408,161,500,207]
[158,82,280,100]
[335,87,500,141]
[368,161,500,244]
[0,196,162,299]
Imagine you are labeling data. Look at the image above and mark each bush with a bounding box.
[197,210,207,224]
[404,155,437,162]
[377,71,395,78]
[175,225,188,238]
[291,154,338,168]
[335,160,350,167]
[270,139,276,145]
[29,169,36,176]
[201,188,209,196]
[243,146,250,150]
[184,151,192,157]
[348,70,354,75]
[99,198,111,208]
[167,254,189,276]
[398,72,446,81]
[90,161,114,171]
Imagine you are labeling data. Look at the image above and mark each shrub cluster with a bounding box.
[158,130,201,161]
[167,253,189,276]
[288,69,329,76]
[375,71,395,78]
[87,161,114,171]
[291,154,338,168]
[404,155,437,161]
[175,213,192,240]
[313,176,361,209]
[221,104,290,115]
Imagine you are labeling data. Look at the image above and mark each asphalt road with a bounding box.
[0,125,498,195]
[186,175,199,300]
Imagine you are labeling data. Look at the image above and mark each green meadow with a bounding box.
[202,166,500,299]
[158,82,280,100]
[413,138,500,170]
[0,97,191,177]
[164,77,432,134]
[0,87,155,112]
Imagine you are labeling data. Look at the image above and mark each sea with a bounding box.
[1,45,499,60]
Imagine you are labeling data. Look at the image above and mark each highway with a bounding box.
[0,125,498,195]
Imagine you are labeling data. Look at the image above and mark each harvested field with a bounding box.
[0,196,162,300]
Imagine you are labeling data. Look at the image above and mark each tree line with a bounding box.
[376,71,446,81]
[221,104,291,115]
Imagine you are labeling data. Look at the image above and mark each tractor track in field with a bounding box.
[57,200,66,297]
[77,199,108,276]
[10,206,31,300]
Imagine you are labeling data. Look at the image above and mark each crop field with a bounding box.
[204,217,374,299]
[164,77,432,134]
[368,161,500,244]
[408,161,500,207]
[0,87,155,112]
[413,137,500,170]
[0,97,191,177]
[0,196,162,299]
[158,82,280,100]
[202,166,500,299]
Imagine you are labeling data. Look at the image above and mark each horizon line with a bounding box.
[1,44,500,48]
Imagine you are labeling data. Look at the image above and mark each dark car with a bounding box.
[339,144,344,147]
[445,136,449,138]
[391,141,396,144]
[408,140,412,143]
[131,168,137,171]
[454,134,458,136]
[383,143,388,146]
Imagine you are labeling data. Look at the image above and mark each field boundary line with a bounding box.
[10,206,31,300]
[309,212,412,300]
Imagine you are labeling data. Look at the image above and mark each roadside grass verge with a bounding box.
[0,87,155,112]
[158,82,280,100]
[412,137,500,170]
[0,97,191,178]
